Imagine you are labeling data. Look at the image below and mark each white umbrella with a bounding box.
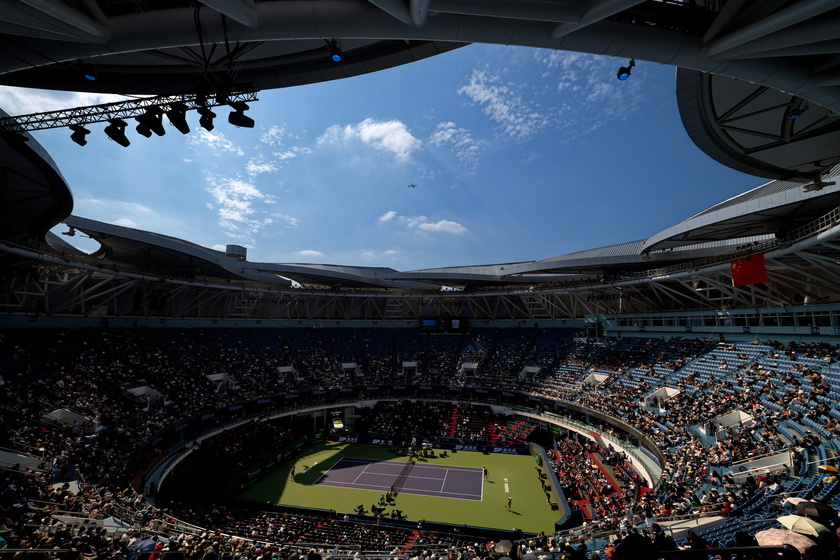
[777,514,829,536]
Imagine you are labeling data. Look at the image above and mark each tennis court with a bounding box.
[315,457,483,501]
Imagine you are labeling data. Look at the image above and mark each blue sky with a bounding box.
[1,44,761,271]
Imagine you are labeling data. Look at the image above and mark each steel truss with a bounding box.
[3,225,840,321]
[0,90,259,133]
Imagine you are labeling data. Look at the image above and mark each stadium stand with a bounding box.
[2,327,840,560]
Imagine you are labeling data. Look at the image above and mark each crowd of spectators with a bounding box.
[3,327,840,559]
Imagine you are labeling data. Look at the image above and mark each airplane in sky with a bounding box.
[407,183,416,188]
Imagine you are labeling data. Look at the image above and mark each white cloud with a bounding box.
[360,249,400,261]
[430,122,483,169]
[273,146,312,161]
[188,129,245,156]
[111,218,138,228]
[416,219,467,234]
[381,212,467,235]
[260,125,287,146]
[80,199,156,228]
[245,158,278,177]
[274,150,297,161]
[296,250,325,257]
[205,176,277,243]
[533,50,644,135]
[0,86,132,116]
[272,213,300,228]
[319,118,421,162]
[72,197,198,240]
[458,69,549,140]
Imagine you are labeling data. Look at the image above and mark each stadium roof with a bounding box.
[0,0,839,183]
[3,0,840,319]
[51,162,840,290]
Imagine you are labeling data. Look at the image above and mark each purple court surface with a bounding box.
[314,457,483,501]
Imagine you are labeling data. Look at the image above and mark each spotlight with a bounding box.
[786,101,809,120]
[198,107,217,131]
[104,119,130,147]
[326,40,343,62]
[616,59,635,81]
[135,107,166,137]
[69,124,90,146]
[228,101,255,128]
[135,122,151,138]
[62,227,76,237]
[166,102,190,134]
[80,63,98,82]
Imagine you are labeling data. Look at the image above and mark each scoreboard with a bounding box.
[419,317,470,333]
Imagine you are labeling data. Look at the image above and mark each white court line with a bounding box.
[351,462,373,484]
[440,469,448,493]
[321,479,481,501]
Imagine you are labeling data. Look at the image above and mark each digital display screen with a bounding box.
[419,318,469,333]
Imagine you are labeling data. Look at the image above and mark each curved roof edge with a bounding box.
[0,108,73,240]
[643,165,840,252]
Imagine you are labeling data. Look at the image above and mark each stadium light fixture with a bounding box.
[786,100,809,120]
[325,39,343,62]
[104,119,130,147]
[69,124,90,146]
[198,107,217,131]
[330,45,343,62]
[135,107,165,138]
[228,101,255,128]
[166,102,190,134]
[616,59,635,81]
[135,121,152,138]
[79,63,98,82]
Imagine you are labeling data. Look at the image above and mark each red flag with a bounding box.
[730,253,768,287]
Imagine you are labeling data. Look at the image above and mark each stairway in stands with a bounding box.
[488,422,499,445]
[402,531,420,550]
[448,406,457,438]
[589,452,623,493]
[576,498,594,521]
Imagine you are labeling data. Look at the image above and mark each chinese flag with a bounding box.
[730,253,768,287]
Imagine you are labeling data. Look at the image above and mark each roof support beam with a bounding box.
[701,0,840,58]
[550,0,645,39]
[198,0,259,28]
[730,41,840,61]
[410,0,431,28]
[15,0,109,41]
[430,0,580,24]
[367,0,414,26]
[702,0,749,44]
[705,14,840,59]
